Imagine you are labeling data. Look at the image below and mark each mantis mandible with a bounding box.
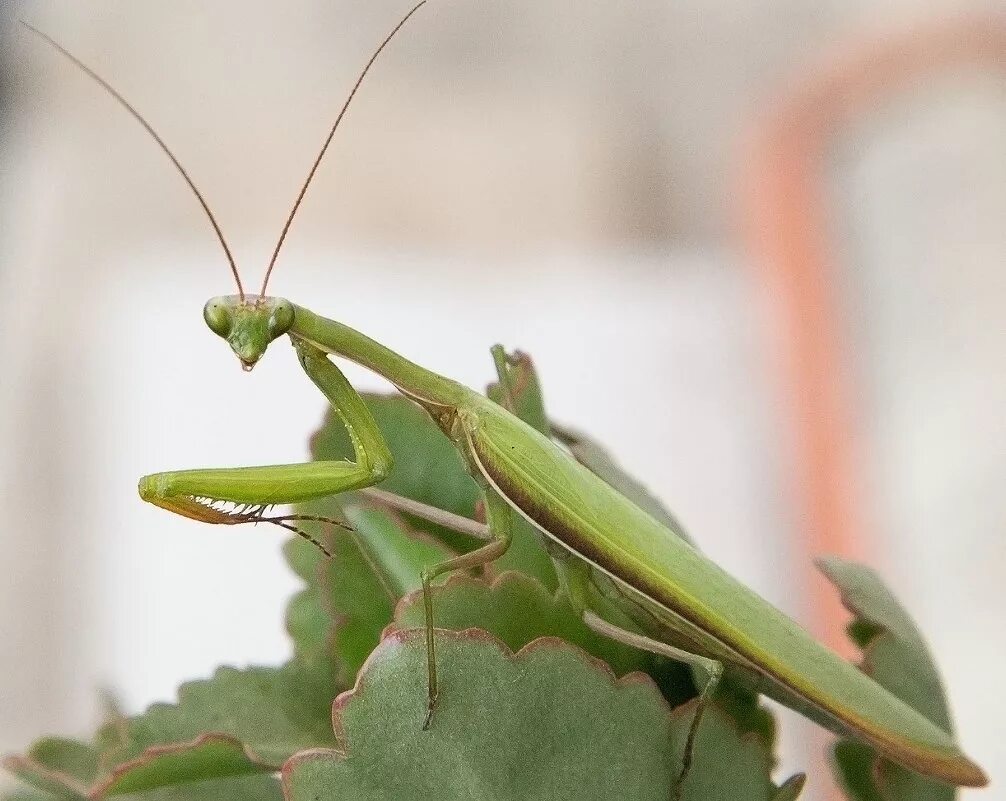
[26,3,987,791]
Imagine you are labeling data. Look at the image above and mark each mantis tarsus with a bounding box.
[26,3,988,791]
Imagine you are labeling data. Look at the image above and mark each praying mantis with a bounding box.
[25,2,987,793]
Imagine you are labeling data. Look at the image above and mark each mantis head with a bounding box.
[203,296,295,371]
[25,3,427,371]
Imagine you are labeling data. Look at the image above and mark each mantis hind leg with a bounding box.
[418,487,514,729]
[581,609,723,801]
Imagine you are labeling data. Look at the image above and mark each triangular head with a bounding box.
[203,295,295,371]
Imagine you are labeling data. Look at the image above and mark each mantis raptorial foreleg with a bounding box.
[292,338,394,488]
[139,339,391,526]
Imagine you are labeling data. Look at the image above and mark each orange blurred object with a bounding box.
[739,11,1006,795]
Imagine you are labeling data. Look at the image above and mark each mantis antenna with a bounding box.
[20,20,246,300]
[258,0,428,297]
[22,0,429,302]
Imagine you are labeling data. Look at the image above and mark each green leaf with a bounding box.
[284,584,332,667]
[286,417,465,686]
[96,662,338,770]
[771,773,807,801]
[324,523,396,682]
[2,737,99,797]
[6,661,337,798]
[96,735,267,796]
[307,507,455,686]
[819,557,957,801]
[713,674,776,745]
[670,701,778,801]
[3,735,267,800]
[282,628,783,801]
[1,774,283,801]
[283,516,340,669]
[307,390,558,602]
[128,774,283,801]
[833,741,885,801]
[342,505,455,599]
[9,664,338,792]
[391,571,651,676]
[281,629,678,800]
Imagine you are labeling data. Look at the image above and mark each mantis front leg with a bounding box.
[138,338,393,531]
[140,336,514,729]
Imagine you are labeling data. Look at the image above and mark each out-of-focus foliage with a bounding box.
[821,558,958,801]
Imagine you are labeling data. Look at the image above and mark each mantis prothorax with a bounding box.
[25,4,987,791]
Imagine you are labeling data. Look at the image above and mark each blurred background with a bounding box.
[1,1,1004,799]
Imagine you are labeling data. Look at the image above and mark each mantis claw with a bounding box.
[422,691,438,731]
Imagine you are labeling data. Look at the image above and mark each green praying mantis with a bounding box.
[25,2,987,792]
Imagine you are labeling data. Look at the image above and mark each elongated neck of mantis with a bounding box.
[290,304,466,408]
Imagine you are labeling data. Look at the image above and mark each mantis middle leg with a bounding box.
[418,486,514,727]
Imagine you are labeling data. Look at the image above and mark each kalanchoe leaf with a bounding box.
[96,662,337,771]
[285,393,488,680]
[310,389,558,592]
[2,737,99,798]
[128,774,283,801]
[712,674,776,746]
[818,558,952,732]
[669,700,779,801]
[391,572,785,743]
[819,557,958,801]
[846,619,883,651]
[286,397,471,689]
[341,505,455,599]
[282,628,678,800]
[95,734,269,796]
[282,628,783,801]
[283,521,340,670]
[6,661,338,799]
[771,773,807,801]
[390,571,651,676]
[833,741,885,801]
[2,774,282,801]
[285,584,333,667]
[874,761,956,801]
[3,736,270,800]
[289,505,454,687]
[4,646,351,798]
[300,505,456,686]
[314,524,398,686]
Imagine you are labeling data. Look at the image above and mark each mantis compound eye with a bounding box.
[268,299,294,338]
[203,296,233,338]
